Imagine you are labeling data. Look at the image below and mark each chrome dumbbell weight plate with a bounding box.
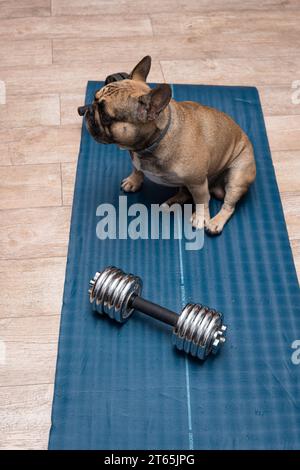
[89,266,142,322]
[173,303,226,360]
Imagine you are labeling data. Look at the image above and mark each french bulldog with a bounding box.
[78,56,256,235]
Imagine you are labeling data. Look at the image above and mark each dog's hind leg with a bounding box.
[162,186,192,207]
[209,172,226,201]
[205,146,256,235]
[210,185,225,200]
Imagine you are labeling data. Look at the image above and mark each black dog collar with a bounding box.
[136,106,172,157]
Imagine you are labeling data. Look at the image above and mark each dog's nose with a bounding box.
[77,104,93,116]
[78,105,89,116]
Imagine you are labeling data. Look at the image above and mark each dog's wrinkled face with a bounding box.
[84,79,151,147]
[78,56,172,150]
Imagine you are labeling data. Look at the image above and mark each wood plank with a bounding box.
[0,384,53,450]
[9,126,80,165]
[267,149,299,262]
[258,85,300,117]
[61,162,76,206]
[265,115,300,151]
[0,94,60,128]
[60,94,84,126]
[0,0,50,19]
[281,193,300,217]
[272,151,300,193]
[273,151,300,243]
[0,315,59,343]
[51,0,300,16]
[160,58,300,86]
[151,11,300,39]
[0,164,61,210]
[177,0,300,12]
[0,206,71,259]
[0,39,52,67]
[52,0,183,16]
[284,214,300,242]
[265,115,300,133]
[290,239,300,282]
[0,62,164,96]
[0,15,153,40]
[0,316,58,387]
[0,128,19,144]
[53,36,300,65]
[0,257,66,318]
[0,144,11,166]
[272,149,300,164]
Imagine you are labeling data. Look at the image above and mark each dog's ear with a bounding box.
[137,83,172,121]
[130,56,151,82]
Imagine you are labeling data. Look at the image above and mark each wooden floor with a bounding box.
[0,0,299,450]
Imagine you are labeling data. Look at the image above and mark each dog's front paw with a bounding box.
[204,217,224,236]
[190,212,204,230]
[121,176,142,193]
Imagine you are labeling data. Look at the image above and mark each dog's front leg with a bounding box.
[187,180,210,230]
[121,168,144,192]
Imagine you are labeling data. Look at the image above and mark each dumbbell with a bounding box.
[89,266,227,361]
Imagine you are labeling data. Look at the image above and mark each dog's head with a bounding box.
[78,56,172,150]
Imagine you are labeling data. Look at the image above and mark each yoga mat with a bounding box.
[49,82,300,450]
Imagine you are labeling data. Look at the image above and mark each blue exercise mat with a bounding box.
[49,82,300,450]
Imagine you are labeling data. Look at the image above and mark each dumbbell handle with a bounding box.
[130,294,178,327]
